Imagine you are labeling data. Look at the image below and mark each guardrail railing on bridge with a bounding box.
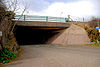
[15,15,68,22]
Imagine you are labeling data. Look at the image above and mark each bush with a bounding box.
[84,26,100,43]
[0,47,17,64]
[74,23,100,43]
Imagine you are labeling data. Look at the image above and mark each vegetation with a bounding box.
[84,26,100,43]
[0,0,20,64]
[0,47,17,64]
[86,43,100,47]
[0,0,6,22]
[0,0,27,64]
[74,19,100,46]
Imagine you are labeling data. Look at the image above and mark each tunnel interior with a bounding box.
[14,26,60,45]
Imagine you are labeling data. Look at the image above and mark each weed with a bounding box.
[0,47,17,64]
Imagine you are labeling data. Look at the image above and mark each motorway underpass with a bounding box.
[14,26,64,45]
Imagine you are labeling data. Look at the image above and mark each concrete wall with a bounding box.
[46,24,90,45]
[16,21,70,28]
[45,29,67,45]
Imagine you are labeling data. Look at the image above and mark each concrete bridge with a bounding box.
[13,15,90,45]
[14,15,70,29]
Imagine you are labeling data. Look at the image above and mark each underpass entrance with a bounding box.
[14,26,64,45]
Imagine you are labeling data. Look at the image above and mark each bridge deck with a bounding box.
[15,21,70,29]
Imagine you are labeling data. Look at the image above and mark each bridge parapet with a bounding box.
[15,15,68,22]
[15,21,70,28]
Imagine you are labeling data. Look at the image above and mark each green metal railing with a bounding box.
[15,15,68,22]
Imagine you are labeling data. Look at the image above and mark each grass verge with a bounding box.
[85,43,100,47]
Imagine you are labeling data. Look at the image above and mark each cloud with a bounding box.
[25,1,98,21]
[18,0,50,12]
[43,1,94,17]
[16,0,100,21]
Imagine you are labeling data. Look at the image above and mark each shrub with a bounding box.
[84,26,99,43]
[74,23,100,43]
[0,47,17,64]
[86,19,100,43]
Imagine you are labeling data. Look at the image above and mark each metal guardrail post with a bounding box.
[46,16,48,22]
[24,15,26,21]
[65,18,66,22]
[65,18,68,22]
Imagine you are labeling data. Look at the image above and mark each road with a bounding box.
[2,45,100,67]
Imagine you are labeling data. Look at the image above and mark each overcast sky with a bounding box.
[17,0,100,21]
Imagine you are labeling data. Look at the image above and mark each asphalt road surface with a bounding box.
[2,45,100,67]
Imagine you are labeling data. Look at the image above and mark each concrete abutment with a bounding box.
[14,24,90,45]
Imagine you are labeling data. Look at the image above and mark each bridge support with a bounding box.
[14,21,90,45]
[46,24,90,45]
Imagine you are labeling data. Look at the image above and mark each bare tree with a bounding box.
[0,0,28,50]
[89,17,98,28]
[0,0,6,49]
[6,0,28,32]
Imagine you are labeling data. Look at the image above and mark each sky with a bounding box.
[16,0,100,21]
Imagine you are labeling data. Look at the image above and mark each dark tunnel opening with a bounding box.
[14,26,59,45]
